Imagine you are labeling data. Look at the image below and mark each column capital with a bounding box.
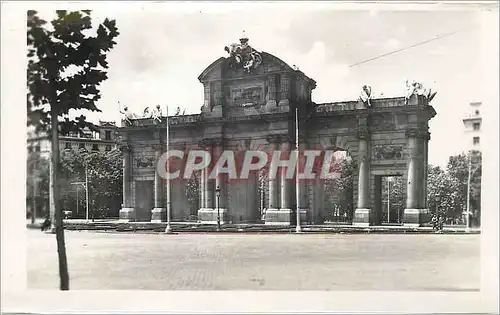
[199,137,227,148]
[298,137,308,144]
[171,141,187,151]
[357,128,370,140]
[266,134,282,144]
[151,143,164,152]
[405,128,428,138]
[424,131,431,141]
[198,138,216,148]
[119,143,131,153]
[280,135,294,144]
[213,137,228,147]
[357,114,370,139]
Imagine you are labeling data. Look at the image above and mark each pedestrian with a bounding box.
[41,214,51,232]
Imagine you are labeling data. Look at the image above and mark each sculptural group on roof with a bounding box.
[405,80,437,104]
[224,33,263,73]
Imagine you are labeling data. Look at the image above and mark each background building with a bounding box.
[462,101,482,151]
[462,101,482,227]
[27,121,119,156]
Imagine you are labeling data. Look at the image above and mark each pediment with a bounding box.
[198,52,295,83]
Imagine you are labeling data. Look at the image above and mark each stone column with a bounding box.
[199,169,206,209]
[203,84,211,111]
[205,145,215,210]
[423,132,430,208]
[266,74,278,108]
[297,140,308,223]
[278,73,290,107]
[280,140,292,210]
[151,144,166,222]
[213,140,227,223]
[119,143,136,221]
[197,139,218,223]
[353,128,373,226]
[267,138,280,209]
[403,128,428,226]
[265,135,292,225]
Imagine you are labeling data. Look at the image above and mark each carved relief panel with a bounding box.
[134,156,155,168]
[228,81,265,107]
[372,145,404,160]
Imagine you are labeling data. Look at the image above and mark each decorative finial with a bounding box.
[240,29,248,44]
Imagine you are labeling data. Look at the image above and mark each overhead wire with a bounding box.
[348,25,479,68]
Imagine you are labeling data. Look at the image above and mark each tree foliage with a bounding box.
[27,10,119,135]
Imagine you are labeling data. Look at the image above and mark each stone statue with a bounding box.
[405,80,438,104]
[118,101,137,125]
[152,104,162,122]
[224,34,263,73]
[359,85,372,107]
[175,106,181,116]
[142,107,153,118]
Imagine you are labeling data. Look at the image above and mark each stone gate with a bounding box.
[118,36,436,227]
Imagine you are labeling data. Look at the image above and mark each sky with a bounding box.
[33,2,498,167]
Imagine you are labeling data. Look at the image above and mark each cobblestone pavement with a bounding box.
[27,230,480,290]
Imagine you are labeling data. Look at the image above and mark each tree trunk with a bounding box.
[51,111,70,290]
[31,161,37,224]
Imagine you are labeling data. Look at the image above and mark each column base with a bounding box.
[278,99,289,108]
[352,208,374,226]
[296,208,309,225]
[119,207,137,222]
[403,208,430,227]
[265,208,293,226]
[151,207,166,223]
[197,208,228,224]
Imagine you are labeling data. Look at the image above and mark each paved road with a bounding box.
[27,230,480,290]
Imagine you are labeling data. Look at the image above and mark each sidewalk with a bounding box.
[26,219,481,234]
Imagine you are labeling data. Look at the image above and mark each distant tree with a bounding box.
[26,154,50,222]
[27,10,119,290]
[425,151,481,224]
[426,165,455,217]
[59,148,123,219]
[185,173,200,218]
[324,157,355,221]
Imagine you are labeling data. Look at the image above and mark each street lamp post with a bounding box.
[165,105,172,234]
[435,193,444,232]
[465,150,472,233]
[85,162,90,221]
[70,181,89,221]
[216,186,221,232]
[387,177,393,223]
[295,107,302,233]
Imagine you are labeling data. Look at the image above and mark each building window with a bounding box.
[105,145,112,152]
[79,143,85,149]
[35,145,41,152]
[475,110,480,115]
[92,144,99,151]
[473,137,480,145]
[105,130,112,140]
[65,142,71,150]
[473,122,480,130]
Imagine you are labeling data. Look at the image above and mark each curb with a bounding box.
[26,223,481,235]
